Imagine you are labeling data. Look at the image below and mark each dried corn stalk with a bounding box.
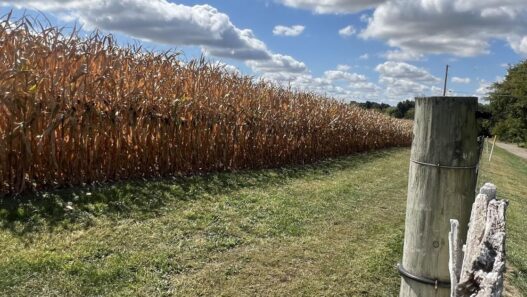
[0,15,413,195]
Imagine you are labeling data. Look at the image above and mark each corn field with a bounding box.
[0,16,413,195]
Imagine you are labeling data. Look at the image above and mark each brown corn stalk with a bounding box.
[0,16,413,195]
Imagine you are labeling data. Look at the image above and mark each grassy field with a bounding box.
[0,146,525,296]
[479,146,527,296]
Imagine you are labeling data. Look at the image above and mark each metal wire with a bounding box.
[410,159,478,169]
[397,263,451,289]
[400,138,485,289]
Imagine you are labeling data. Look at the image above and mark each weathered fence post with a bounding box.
[489,135,497,162]
[450,183,508,297]
[399,97,479,297]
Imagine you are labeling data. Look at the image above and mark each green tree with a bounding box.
[488,60,527,145]
[357,101,391,112]
[388,100,415,119]
[476,103,492,137]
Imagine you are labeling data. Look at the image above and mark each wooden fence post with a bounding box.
[399,97,479,297]
[489,135,497,162]
[450,183,508,297]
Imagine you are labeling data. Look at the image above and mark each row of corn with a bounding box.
[0,16,413,195]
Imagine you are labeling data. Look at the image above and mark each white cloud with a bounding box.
[273,25,305,37]
[359,53,369,60]
[375,61,441,100]
[3,0,272,60]
[430,86,443,96]
[3,0,313,81]
[379,76,429,98]
[324,70,367,82]
[277,0,387,14]
[508,35,527,55]
[384,50,424,61]
[475,80,492,98]
[451,76,471,84]
[375,61,439,83]
[247,53,308,74]
[259,66,381,102]
[360,14,371,23]
[339,25,356,37]
[361,0,527,57]
[336,64,351,71]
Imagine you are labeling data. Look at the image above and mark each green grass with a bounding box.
[0,147,525,296]
[478,146,527,296]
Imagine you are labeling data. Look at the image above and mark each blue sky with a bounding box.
[2,0,526,104]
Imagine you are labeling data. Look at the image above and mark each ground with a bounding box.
[495,142,527,160]
[0,146,525,296]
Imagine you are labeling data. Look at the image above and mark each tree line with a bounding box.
[353,59,526,146]
[350,100,415,120]
[487,60,527,146]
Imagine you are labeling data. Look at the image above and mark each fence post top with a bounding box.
[415,96,478,102]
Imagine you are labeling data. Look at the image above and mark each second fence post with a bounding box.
[399,97,479,297]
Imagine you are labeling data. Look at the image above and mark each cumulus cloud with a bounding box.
[324,70,367,82]
[360,14,371,23]
[361,0,527,57]
[3,0,313,77]
[279,0,527,58]
[260,66,380,101]
[475,80,492,98]
[273,25,305,36]
[451,76,471,84]
[375,61,441,100]
[338,25,356,37]
[375,61,440,83]
[277,0,387,14]
[508,35,527,55]
[378,77,428,98]
[384,50,424,62]
[247,53,308,74]
[336,64,351,71]
[3,0,272,60]
[359,53,369,60]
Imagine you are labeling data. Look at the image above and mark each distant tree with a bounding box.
[353,97,496,138]
[358,101,391,112]
[388,100,415,119]
[351,101,391,113]
[476,103,492,137]
[488,60,527,144]
[404,108,415,120]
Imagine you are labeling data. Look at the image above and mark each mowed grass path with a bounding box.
[0,147,525,296]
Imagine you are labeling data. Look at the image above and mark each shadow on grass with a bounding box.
[0,148,403,236]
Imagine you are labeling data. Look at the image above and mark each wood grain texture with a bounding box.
[456,183,507,297]
[400,97,479,297]
[449,219,463,297]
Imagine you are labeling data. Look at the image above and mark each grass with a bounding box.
[0,146,525,296]
[479,146,527,296]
